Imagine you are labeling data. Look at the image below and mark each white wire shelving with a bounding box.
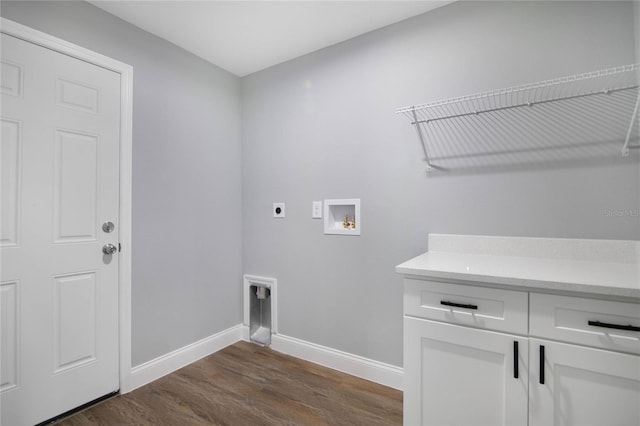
[397,64,640,171]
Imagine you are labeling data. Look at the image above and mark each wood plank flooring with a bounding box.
[57,341,402,425]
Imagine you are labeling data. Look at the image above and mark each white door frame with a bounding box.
[1,18,134,393]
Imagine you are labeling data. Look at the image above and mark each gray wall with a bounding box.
[1,1,243,366]
[3,0,638,371]
[242,1,640,367]
[633,0,640,208]
[637,1,640,62]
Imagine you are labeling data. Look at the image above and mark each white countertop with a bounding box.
[396,234,640,299]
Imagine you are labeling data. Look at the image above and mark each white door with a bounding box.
[1,33,120,425]
[529,338,640,426]
[404,317,528,426]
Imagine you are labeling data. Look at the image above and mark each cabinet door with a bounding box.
[530,338,640,426]
[404,317,528,426]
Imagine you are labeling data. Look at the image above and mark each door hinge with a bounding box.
[118,243,121,252]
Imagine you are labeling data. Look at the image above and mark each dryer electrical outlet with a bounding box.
[273,203,285,218]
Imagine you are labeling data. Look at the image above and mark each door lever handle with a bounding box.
[102,244,117,255]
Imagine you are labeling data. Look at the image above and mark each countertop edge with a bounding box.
[395,265,640,301]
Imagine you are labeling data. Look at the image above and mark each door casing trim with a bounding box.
[1,17,134,392]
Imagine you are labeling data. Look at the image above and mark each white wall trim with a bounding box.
[1,18,135,393]
[239,327,403,391]
[128,325,244,392]
[127,324,404,393]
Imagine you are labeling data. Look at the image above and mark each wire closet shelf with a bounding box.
[397,64,640,171]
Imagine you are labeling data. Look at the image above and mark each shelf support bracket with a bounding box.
[622,91,640,157]
[411,107,432,171]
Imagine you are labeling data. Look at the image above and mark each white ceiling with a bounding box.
[89,1,452,77]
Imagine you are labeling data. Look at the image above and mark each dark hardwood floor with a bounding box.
[57,341,402,425]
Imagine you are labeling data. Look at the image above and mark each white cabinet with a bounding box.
[529,339,640,426]
[404,317,528,426]
[403,279,640,426]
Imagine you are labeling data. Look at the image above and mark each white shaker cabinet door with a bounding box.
[529,338,640,426]
[404,317,528,426]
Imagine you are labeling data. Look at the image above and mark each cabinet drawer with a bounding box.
[530,293,640,354]
[404,279,528,334]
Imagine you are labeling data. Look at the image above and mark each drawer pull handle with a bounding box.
[440,301,478,310]
[513,341,519,379]
[587,320,640,332]
[539,345,545,385]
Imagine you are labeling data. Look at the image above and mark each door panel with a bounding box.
[1,33,120,426]
[53,272,97,373]
[0,281,19,392]
[56,77,100,114]
[0,118,21,247]
[1,58,23,97]
[530,338,640,426]
[404,317,528,426]
[53,129,99,243]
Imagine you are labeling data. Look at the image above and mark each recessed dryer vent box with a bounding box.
[324,199,360,236]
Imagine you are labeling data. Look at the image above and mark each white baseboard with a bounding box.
[126,324,403,394]
[241,327,403,391]
[126,324,244,392]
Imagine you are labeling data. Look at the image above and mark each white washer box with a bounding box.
[323,198,360,236]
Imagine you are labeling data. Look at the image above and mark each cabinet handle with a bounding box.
[440,301,478,310]
[539,345,545,385]
[587,320,640,332]
[513,341,519,379]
